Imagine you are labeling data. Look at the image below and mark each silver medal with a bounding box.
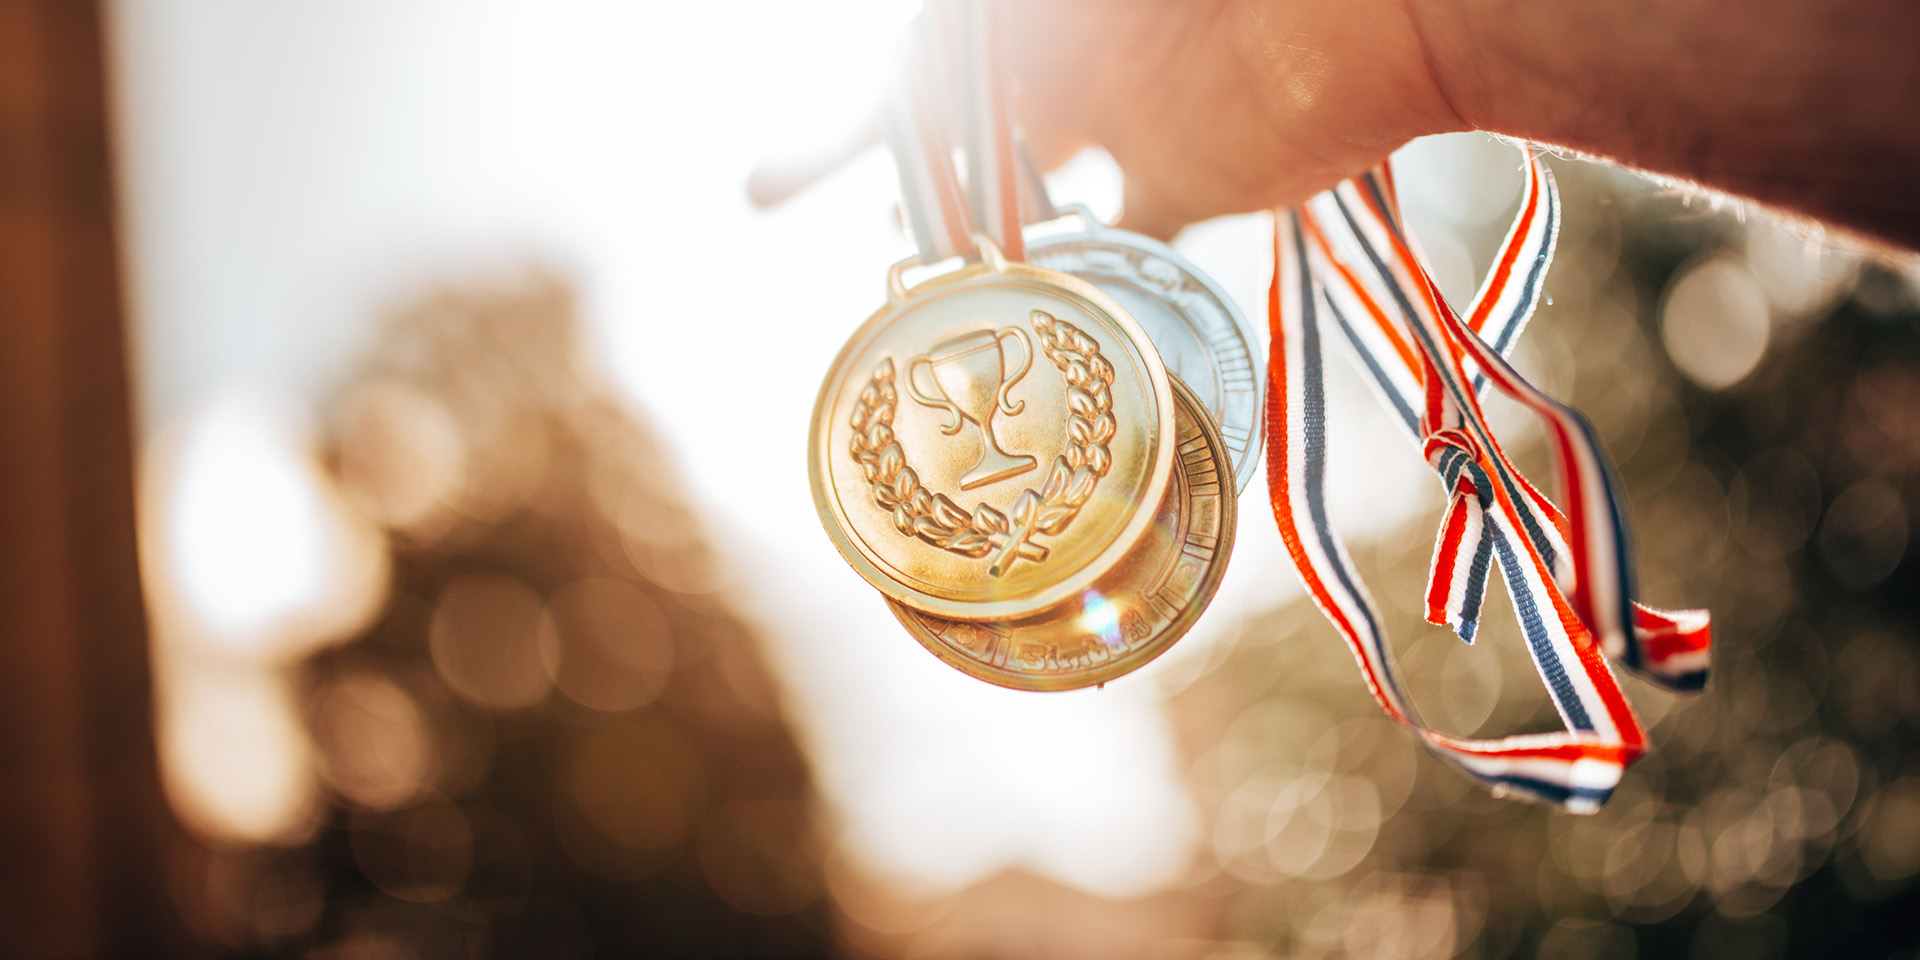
[1027,207,1264,494]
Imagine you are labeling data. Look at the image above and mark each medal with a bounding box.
[809,238,1175,621]
[887,373,1234,690]
[803,0,1235,688]
[1028,207,1264,493]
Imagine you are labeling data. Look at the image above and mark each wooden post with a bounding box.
[0,1,193,954]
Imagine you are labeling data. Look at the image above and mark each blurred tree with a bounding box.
[181,272,835,958]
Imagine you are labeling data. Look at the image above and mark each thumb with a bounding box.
[1113,175,1194,242]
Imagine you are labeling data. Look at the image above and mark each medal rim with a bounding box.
[1027,211,1265,496]
[810,252,1178,621]
[884,374,1237,691]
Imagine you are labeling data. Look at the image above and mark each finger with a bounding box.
[1114,175,1195,242]
[745,107,886,210]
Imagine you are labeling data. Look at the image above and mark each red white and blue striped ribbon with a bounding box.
[1269,147,1713,812]
[1308,152,1711,690]
[889,0,1036,264]
[1015,134,1059,227]
[887,5,974,262]
[949,0,1026,261]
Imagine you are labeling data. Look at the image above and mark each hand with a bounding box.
[1003,0,1461,239]
[751,0,1920,250]
[749,0,1463,240]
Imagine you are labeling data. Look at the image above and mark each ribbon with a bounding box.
[889,0,1037,264]
[948,0,1025,261]
[1269,148,1713,812]
[887,5,973,262]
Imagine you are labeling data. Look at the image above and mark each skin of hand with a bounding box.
[752,0,1920,250]
[1003,0,1464,240]
[1419,0,1920,251]
[744,0,1461,238]
[1006,0,1920,248]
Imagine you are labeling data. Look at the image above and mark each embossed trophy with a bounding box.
[905,327,1036,490]
[811,238,1176,621]
[887,374,1236,691]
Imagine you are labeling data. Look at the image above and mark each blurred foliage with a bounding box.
[174,272,831,958]
[1175,161,1920,959]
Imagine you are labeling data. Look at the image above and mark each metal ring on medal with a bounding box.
[886,375,1236,691]
[810,241,1175,621]
[1027,209,1263,495]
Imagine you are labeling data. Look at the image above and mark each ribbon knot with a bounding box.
[1422,430,1498,643]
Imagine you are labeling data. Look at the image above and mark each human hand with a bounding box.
[751,0,1920,250]
[749,0,1463,240]
[1001,0,1461,239]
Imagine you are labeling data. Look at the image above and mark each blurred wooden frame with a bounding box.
[0,1,193,955]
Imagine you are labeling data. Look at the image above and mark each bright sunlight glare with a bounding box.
[166,396,330,646]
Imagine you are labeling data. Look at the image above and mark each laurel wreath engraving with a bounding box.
[849,310,1117,577]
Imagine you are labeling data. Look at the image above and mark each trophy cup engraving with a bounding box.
[905,327,1038,490]
[810,243,1175,621]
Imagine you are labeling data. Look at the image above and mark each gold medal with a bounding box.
[809,238,1175,621]
[885,374,1235,691]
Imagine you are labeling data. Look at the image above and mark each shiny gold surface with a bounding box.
[888,375,1235,691]
[811,242,1175,620]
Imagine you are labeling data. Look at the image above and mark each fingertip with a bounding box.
[1114,182,1188,242]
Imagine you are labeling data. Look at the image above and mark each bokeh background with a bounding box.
[2,1,1917,957]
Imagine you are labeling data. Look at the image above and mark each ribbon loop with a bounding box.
[1269,146,1714,813]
